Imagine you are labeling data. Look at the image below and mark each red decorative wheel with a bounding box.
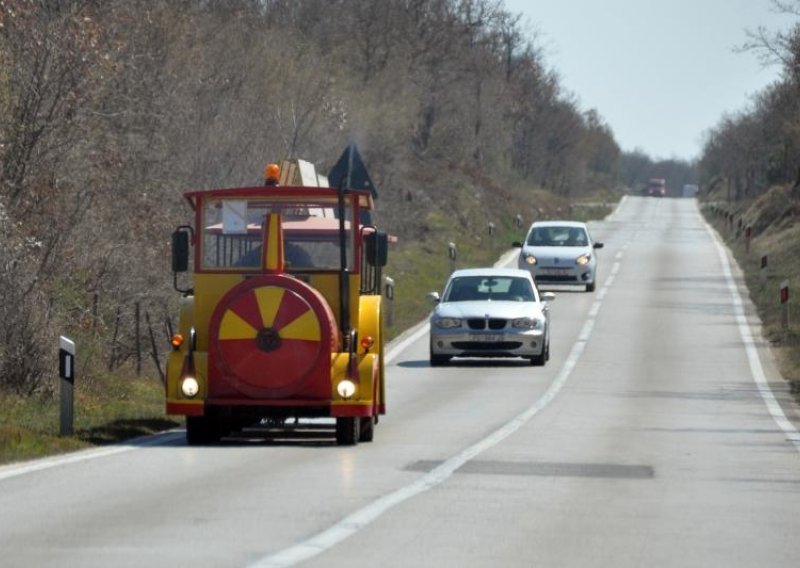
[209,275,338,398]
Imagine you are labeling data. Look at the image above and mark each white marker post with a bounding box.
[59,336,76,436]
[448,242,457,273]
[384,276,395,327]
[780,281,790,330]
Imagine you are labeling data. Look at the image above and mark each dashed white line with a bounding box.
[249,258,615,568]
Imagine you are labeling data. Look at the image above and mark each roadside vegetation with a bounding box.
[0,0,687,465]
[701,186,800,398]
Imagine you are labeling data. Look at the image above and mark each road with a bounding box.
[2,196,800,567]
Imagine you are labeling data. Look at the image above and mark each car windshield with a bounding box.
[526,225,588,247]
[443,276,535,302]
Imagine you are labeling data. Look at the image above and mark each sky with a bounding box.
[503,0,797,162]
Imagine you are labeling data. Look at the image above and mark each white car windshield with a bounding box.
[444,276,535,302]
[527,226,588,247]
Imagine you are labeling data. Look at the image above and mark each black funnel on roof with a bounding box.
[327,143,378,198]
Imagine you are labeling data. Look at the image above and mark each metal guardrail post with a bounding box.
[59,336,76,436]
[384,276,395,327]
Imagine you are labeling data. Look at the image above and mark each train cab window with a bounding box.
[201,198,354,271]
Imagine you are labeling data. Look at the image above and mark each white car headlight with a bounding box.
[523,254,537,265]
[512,317,542,329]
[434,317,462,329]
[576,254,591,266]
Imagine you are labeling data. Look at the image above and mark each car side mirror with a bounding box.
[512,241,523,248]
[593,242,604,249]
[427,291,440,303]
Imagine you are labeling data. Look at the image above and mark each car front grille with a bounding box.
[535,275,578,282]
[467,318,507,330]
[451,341,523,351]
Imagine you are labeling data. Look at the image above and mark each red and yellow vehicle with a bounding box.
[166,163,388,445]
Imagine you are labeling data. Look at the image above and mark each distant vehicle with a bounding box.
[647,178,667,197]
[514,221,603,292]
[428,268,554,366]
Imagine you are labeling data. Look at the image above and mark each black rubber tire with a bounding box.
[586,282,596,292]
[359,416,375,442]
[430,353,450,367]
[336,417,360,446]
[529,352,546,366]
[186,415,220,445]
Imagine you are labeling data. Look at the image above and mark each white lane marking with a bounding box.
[615,251,624,260]
[250,279,611,568]
[0,431,185,482]
[385,321,430,364]
[611,261,621,275]
[704,221,800,451]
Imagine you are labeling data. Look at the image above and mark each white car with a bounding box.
[514,221,603,292]
[428,268,554,366]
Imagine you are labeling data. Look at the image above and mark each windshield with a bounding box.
[526,225,588,247]
[200,197,353,271]
[443,276,535,302]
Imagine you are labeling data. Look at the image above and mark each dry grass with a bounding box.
[702,186,800,397]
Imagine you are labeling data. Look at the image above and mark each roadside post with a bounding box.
[514,214,522,230]
[384,276,395,327]
[780,281,790,330]
[488,222,496,254]
[745,226,752,253]
[58,336,76,436]
[448,242,457,273]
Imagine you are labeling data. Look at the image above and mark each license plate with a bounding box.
[541,268,570,276]
[469,334,503,342]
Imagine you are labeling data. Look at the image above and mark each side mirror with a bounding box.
[365,231,389,267]
[172,228,191,272]
[593,242,604,249]
[427,291,441,303]
[512,241,523,248]
[541,292,556,302]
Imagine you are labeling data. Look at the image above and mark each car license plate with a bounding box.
[469,334,503,342]
[541,268,570,276]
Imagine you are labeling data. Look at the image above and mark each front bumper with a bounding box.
[430,328,546,358]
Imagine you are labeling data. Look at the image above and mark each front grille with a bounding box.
[535,275,578,282]
[467,318,507,330]
[451,341,523,351]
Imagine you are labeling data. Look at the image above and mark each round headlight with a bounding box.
[181,377,199,398]
[337,379,356,400]
[434,317,462,329]
[576,254,591,266]
[524,255,537,265]
[512,317,542,329]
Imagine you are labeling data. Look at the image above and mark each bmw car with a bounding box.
[428,268,554,366]
[514,221,603,292]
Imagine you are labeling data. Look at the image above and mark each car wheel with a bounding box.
[186,415,222,445]
[586,281,596,292]
[430,353,450,366]
[529,351,546,366]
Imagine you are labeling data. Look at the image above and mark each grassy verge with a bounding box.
[701,190,800,398]
[0,371,178,465]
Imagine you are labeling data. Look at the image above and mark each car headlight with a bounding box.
[434,317,462,329]
[523,254,537,265]
[512,317,542,329]
[576,254,591,266]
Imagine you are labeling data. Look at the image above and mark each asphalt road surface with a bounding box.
[2,196,799,567]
